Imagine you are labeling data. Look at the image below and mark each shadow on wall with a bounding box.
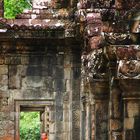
[134,116,140,140]
[126,116,140,140]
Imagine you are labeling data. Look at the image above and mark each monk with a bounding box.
[41,133,48,140]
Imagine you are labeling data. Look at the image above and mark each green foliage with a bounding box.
[20,112,41,140]
[4,0,32,19]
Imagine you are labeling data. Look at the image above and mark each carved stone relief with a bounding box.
[33,0,53,9]
[104,33,130,45]
[118,60,140,78]
[81,48,108,79]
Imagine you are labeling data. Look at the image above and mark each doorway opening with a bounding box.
[15,100,54,140]
[20,111,41,140]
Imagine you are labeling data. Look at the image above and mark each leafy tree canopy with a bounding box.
[4,0,32,19]
[20,112,41,140]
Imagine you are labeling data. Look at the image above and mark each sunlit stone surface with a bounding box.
[33,0,52,9]
[0,0,140,140]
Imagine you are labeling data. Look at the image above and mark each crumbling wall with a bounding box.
[0,40,81,140]
[78,0,140,140]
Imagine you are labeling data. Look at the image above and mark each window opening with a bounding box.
[15,100,53,140]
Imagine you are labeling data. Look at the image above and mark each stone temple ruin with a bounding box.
[0,0,140,140]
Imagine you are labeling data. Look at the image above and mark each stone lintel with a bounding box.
[119,79,140,93]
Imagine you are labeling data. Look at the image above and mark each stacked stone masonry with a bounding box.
[0,39,81,140]
[0,0,140,140]
[78,0,140,140]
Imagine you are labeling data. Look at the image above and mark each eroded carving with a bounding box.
[77,0,115,9]
[104,33,130,44]
[82,48,108,79]
[118,60,140,78]
[116,46,140,60]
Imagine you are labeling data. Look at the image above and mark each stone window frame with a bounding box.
[14,99,54,140]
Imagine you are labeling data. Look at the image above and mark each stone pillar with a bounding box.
[79,10,108,139]
[107,58,123,140]
[90,80,109,140]
[85,97,91,140]
[63,99,70,140]
[69,48,81,140]
[0,0,3,17]
[54,48,64,140]
[120,79,140,140]
[63,47,81,140]
[48,105,55,140]
[90,102,95,140]
[63,48,71,140]
[80,63,89,140]
[80,98,86,140]
[109,80,123,140]
[116,46,140,140]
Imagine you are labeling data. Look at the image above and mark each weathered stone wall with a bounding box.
[0,40,81,140]
[78,0,140,140]
[119,80,140,140]
[0,0,140,139]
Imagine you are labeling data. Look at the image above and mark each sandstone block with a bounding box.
[0,66,8,75]
[0,75,8,90]
[124,118,134,129]
[127,102,139,118]
[110,119,122,130]
[64,68,71,79]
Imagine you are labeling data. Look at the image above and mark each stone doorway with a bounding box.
[15,100,54,140]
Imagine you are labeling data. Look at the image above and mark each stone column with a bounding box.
[63,47,81,140]
[80,97,86,140]
[90,101,95,140]
[86,101,91,140]
[107,58,123,140]
[116,47,140,140]
[0,0,3,17]
[120,79,140,140]
[63,48,71,140]
[48,105,55,140]
[90,80,109,140]
[109,80,123,140]
[71,50,81,140]
[54,48,65,140]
